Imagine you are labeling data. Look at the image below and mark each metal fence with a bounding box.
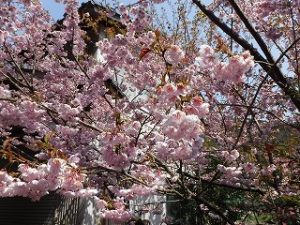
[0,193,86,225]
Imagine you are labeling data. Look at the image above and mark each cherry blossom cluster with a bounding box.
[195,45,254,83]
[2,0,298,223]
[0,158,93,201]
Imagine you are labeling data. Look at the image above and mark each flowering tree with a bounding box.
[0,0,299,224]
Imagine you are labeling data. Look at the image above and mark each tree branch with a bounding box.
[195,195,236,225]
[182,171,265,195]
[191,0,300,111]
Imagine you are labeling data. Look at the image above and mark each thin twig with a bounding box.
[232,74,268,149]
[4,45,33,90]
[77,119,103,133]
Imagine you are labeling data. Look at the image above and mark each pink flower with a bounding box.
[102,209,133,222]
[162,110,204,140]
[217,165,242,182]
[119,184,153,199]
[242,163,257,174]
[9,181,30,197]
[57,104,80,121]
[47,158,65,175]
[93,197,108,210]
[18,164,46,182]
[261,164,277,176]
[184,96,210,117]
[214,51,254,83]
[61,168,85,191]
[0,171,13,184]
[0,30,8,44]
[223,150,240,162]
[77,188,98,197]
[28,179,49,201]
[164,45,184,65]
[195,45,216,71]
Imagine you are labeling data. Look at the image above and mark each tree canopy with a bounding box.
[0,0,299,224]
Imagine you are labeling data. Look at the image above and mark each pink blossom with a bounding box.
[162,110,204,140]
[47,158,66,175]
[77,188,98,197]
[217,165,243,182]
[28,179,49,201]
[8,181,30,197]
[0,30,8,44]
[57,104,80,121]
[214,51,254,83]
[184,96,210,117]
[157,83,185,105]
[195,45,217,71]
[119,184,153,199]
[18,164,46,182]
[61,168,85,191]
[102,209,133,222]
[242,163,257,174]
[0,0,298,222]
[223,149,240,162]
[164,45,185,65]
[93,197,108,210]
[261,164,277,176]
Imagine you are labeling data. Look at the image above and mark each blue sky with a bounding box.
[41,0,212,20]
[41,0,85,19]
[41,0,138,20]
